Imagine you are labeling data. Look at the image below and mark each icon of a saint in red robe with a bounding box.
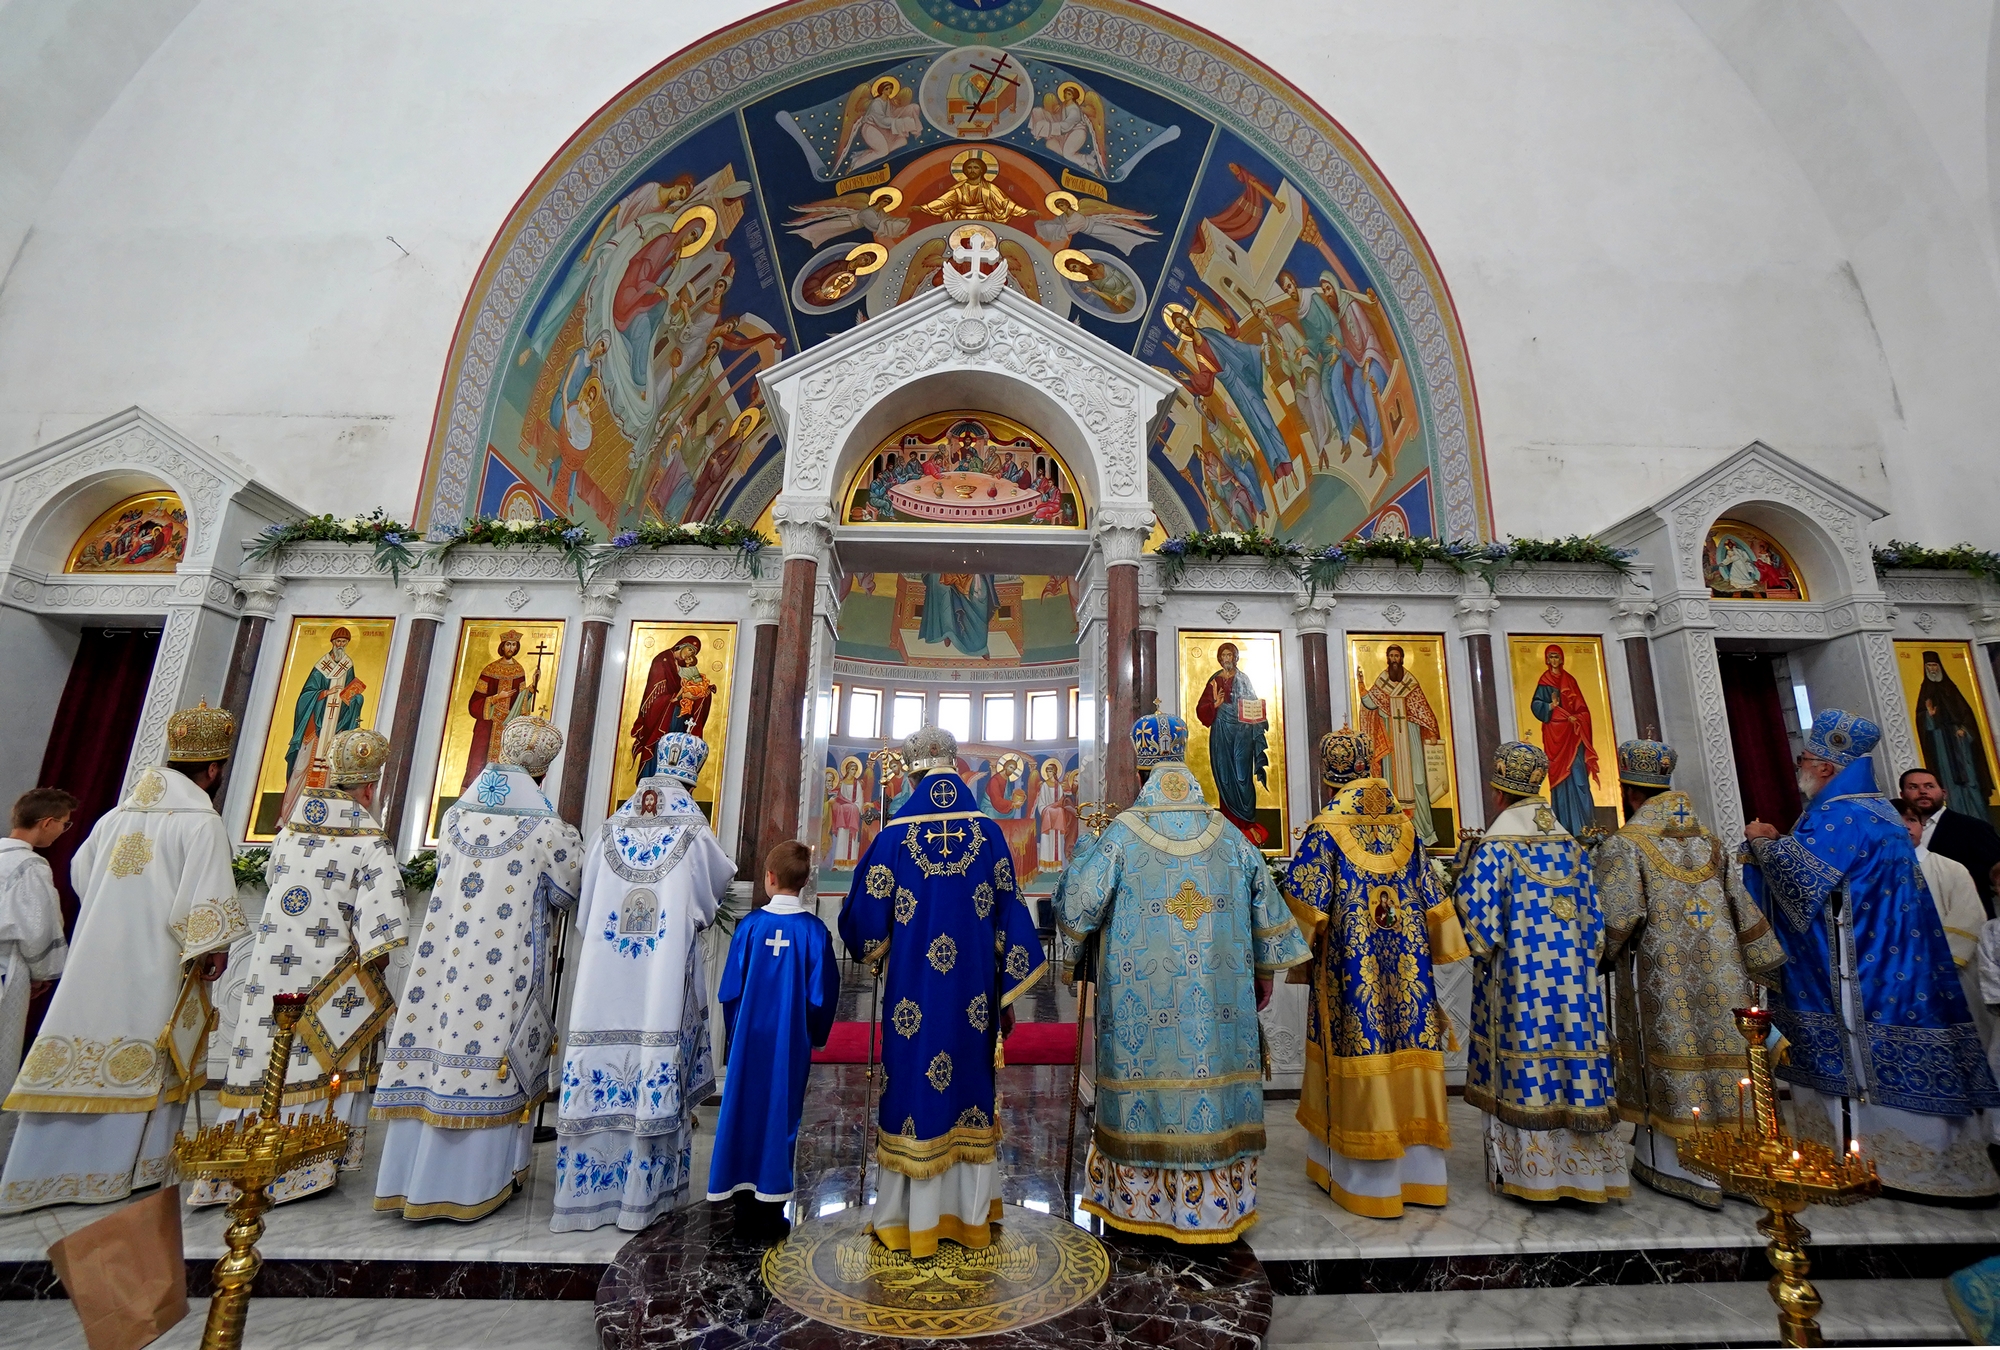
[631,636,713,779]
[1530,644,1599,837]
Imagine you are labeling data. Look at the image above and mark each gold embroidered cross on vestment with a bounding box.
[1163,879,1218,930]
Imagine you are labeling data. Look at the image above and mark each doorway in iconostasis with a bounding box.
[815,411,1087,914]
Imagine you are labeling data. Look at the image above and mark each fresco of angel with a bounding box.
[832,75,924,175]
[1027,81,1107,177]
[1033,196,1160,255]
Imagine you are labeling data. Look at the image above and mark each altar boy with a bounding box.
[705,840,839,1235]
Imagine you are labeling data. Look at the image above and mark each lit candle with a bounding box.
[1692,1106,1701,1135]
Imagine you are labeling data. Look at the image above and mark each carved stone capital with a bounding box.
[750,583,782,627]
[772,494,834,562]
[1971,606,2000,646]
[235,573,287,620]
[580,580,622,624]
[1096,506,1154,570]
[1137,603,1162,632]
[1453,589,1501,635]
[1610,600,1657,640]
[1291,597,1336,633]
[405,578,453,621]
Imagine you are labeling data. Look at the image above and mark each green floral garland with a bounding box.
[245,509,418,583]
[400,849,439,894]
[1158,530,1632,598]
[602,518,771,578]
[427,516,598,585]
[230,847,270,889]
[1872,540,2000,586]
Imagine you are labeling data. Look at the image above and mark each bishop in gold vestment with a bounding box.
[1596,738,1785,1208]
[1282,730,1468,1217]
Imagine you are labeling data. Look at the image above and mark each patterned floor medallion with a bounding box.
[761,1206,1110,1338]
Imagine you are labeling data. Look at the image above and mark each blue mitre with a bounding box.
[1615,737,1675,789]
[1132,710,1188,770]
[1803,708,1879,766]
[655,731,709,784]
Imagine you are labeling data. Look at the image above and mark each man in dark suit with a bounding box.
[1902,767,2000,917]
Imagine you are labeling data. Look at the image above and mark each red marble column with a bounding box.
[1134,625,1158,722]
[1463,633,1503,828]
[213,614,268,805]
[558,618,611,829]
[734,612,779,882]
[379,615,442,847]
[1105,564,1140,804]
[755,554,818,890]
[1623,635,1662,740]
[1299,626,1333,807]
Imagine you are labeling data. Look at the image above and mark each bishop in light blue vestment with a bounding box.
[1744,709,2000,1203]
[1056,713,1308,1244]
[839,726,1046,1257]
[705,894,839,1204]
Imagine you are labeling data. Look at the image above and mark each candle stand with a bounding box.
[1679,1007,1879,1347]
[170,994,351,1350]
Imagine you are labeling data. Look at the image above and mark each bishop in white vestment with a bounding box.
[553,733,729,1232]
[374,716,582,1221]
[192,728,407,1207]
[1,702,246,1214]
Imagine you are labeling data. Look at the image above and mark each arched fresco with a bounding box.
[415,0,1489,546]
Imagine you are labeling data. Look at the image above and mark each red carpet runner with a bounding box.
[811,1021,1076,1065]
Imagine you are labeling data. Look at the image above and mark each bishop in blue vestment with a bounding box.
[1056,713,1309,1243]
[1744,708,2000,1204]
[707,842,839,1211]
[838,726,1046,1256]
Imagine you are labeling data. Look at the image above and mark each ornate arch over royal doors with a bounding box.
[1604,440,1905,836]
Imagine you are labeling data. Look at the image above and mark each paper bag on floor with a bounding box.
[47,1186,189,1350]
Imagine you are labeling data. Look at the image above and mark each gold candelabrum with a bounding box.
[171,994,351,1350]
[1679,1006,1880,1348]
[1074,801,1119,838]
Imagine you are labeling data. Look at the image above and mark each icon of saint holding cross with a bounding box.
[836,724,1047,1258]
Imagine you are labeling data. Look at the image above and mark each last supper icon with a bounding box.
[841,409,1083,528]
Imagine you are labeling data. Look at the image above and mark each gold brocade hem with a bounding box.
[368,1099,539,1130]
[0,1087,171,1115]
[0,1171,154,1214]
[373,1164,531,1222]
[1079,1200,1257,1245]
[218,1079,343,1110]
[1426,901,1471,965]
[1304,1157,1448,1218]
[1000,960,1047,1008]
[1631,1158,1722,1209]
[357,934,411,966]
[1464,1086,1615,1135]
[1092,1122,1264,1167]
[869,1197,1005,1258]
[1099,1069,1263,1090]
[1309,1047,1445,1078]
[1615,1104,1741,1140]
[1497,1179,1632,1204]
[1281,891,1328,945]
[1296,1110,1451,1160]
[877,1124,1003,1180]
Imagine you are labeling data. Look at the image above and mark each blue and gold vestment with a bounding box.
[1744,756,2000,1117]
[1282,778,1467,1215]
[838,770,1046,1187]
[1056,761,1308,1240]
[1454,797,1615,1132]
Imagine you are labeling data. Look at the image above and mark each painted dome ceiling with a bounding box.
[415,0,1488,546]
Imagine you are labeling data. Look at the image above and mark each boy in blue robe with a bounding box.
[706,840,840,1236]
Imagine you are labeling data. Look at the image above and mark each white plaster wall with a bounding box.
[0,1,1995,542]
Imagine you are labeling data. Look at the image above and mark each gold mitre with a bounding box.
[498,715,564,778]
[165,698,235,762]
[328,728,391,787]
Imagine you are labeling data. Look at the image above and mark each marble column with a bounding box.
[217,575,285,802]
[1612,597,1660,738]
[1134,603,1159,721]
[734,582,780,884]
[1455,588,1503,829]
[556,580,619,830]
[1294,597,1335,806]
[755,502,831,886]
[1100,517,1149,806]
[378,578,450,849]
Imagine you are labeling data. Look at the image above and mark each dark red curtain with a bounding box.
[36,628,163,931]
[25,627,162,1045]
[1719,652,1803,832]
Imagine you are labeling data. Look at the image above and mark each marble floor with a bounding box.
[3,954,1998,1344]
